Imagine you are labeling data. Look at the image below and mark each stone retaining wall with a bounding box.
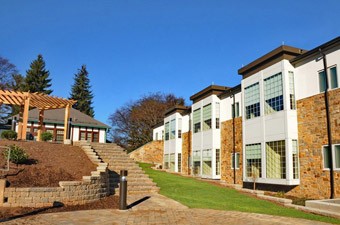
[0,163,109,207]
[129,140,164,164]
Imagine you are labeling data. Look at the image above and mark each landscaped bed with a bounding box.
[0,140,119,221]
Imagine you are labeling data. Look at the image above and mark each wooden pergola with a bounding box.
[0,90,76,141]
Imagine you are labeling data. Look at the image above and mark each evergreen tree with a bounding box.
[70,65,94,117]
[23,54,52,94]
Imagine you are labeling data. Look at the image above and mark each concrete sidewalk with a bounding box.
[2,194,334,225]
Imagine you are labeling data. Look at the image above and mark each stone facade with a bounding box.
[181,131,192,175]
[287,89,340,199]
[0,163,109,207]
[129,140,164,164]
[220,117,243,185]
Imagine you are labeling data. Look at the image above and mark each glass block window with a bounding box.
[164,122,169,140]
[245,143,262,178]
[178,118,182,138]
[193,108,201,133]
[232,102,240,118]
[215,102,220,129]
[203,104,212,131]
[264,73,284,115]
[216,149,220,175]
[178,153,182,172]
[231,153,240,169]
[193,150,201,175]
[170,119,176,139]
[266,140,286,179]
[289,71,296,110]
[292,140,299,179]
[244,83,260,119]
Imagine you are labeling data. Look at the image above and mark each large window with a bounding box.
[170,119,176,139]
[232,102,240,118]
[215,102,220,129]
[193,150,201,175]
[292,140,299,179]
[266,140,286,179]
[231,153,240,169]
[178,118,182,138]
[79,129,99,142]
[203,104,212,131]
[289,71,296,110]
[164,122,169,140]
[193,109,201,133]
[319,66,338,92]
[264,73,284,115]
[216,149,220,175]
[244,83,260,119]
[323,145,340,170]
[202,149,212,176]
[164,154,169,169]
[245,143,262,178]
[178,153,182,172]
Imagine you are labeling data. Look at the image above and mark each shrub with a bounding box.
[41,132,53,141]
[1,130,17,140]
[3,145,29,165]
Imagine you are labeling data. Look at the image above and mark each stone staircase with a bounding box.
[79,142,159,195]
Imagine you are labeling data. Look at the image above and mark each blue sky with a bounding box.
[1,0,339,124]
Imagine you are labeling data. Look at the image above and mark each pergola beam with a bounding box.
[0,90,76,141]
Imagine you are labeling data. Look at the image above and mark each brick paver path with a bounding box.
[2,194,333,225]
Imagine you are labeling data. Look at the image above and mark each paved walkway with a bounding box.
[2,194,333,225]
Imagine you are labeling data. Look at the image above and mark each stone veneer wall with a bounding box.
[220,117,243,185]
[181,131,191,175]
[0,164,109,207]
[129,140,164,164]
[288,89,340,199]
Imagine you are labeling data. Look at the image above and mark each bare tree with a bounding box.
[108,92,185,152]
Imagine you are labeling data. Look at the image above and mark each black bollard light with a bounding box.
[119,170,128,210]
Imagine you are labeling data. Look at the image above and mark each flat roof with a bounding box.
[164,105,191,116]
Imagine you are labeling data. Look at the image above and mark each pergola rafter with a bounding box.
[0,90,76,141]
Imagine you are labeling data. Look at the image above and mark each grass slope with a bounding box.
[140,163,340,224]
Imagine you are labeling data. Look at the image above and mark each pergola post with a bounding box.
[63,104,70,141]
[21,96,30,140]
[17,105,24,140]
[37,109,44,141]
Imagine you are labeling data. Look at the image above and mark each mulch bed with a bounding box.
[0,140,119,221]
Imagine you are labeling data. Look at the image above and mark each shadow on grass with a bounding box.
[0,201,64,222]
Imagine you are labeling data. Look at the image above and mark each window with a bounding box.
[178,118,182,138]
[266,140,286,179]
[56,130,64,142]
[264,73,284,115]
[193,109,201,133]
[155,133,158,140]
[164,154,169,169]
[245,143,261,178]
[231,153,240,169]
[193,150,201,175]
[216,149,220,175]
[323,145,340,169]
[289,71,296,110]
[292,140,299,179]
[178,153,182,172]
[319,66,338,92]
[245,83,260,119]
[216,102,220,129]
[165,122,169,140]
[202,149,212,176]
[203,104,212,131]
[170,119,176,139]
[232,102,240,118]
[170,153,175,171]
[93,132,99,142]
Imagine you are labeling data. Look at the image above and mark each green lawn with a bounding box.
[140,163,340,224]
